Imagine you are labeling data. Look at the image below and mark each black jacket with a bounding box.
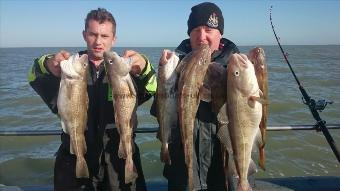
[151,38,239,190]
[28,50,157,175]
[176,38,239,122]
[151,38,239,121]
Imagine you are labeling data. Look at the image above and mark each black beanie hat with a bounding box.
[187,2,224,35]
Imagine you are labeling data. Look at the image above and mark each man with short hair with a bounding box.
[152,2,239,191]
[28,8,156,191]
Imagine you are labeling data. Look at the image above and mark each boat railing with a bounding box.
[0,124,339,136]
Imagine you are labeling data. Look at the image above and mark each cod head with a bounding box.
[104,51,132,77]
[227,53,259,98]
[60,54,88,80]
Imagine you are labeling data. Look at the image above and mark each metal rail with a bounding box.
[270,6,340,162]
[0,125,339,136]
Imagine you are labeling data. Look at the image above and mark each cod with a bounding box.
[248,47,269,170]
[57,53,89,178]
[205,62,236,189]
[177,44,211,191]
[227,53,263,191]
[156,50,179,165]
[104,51,138,184]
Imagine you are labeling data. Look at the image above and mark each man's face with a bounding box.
[189,26,221,52]
[83,19,116,61]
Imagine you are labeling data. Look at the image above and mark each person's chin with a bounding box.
[92,51,104,58]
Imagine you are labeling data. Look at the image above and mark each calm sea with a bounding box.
[0,46,339,186]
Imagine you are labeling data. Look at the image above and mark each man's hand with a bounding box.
[123,50,146,75]
[45,50,71,77]
[159,49,174,66]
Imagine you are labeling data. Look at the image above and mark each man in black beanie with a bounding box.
[186,1,226,52]
[151,2,240,191]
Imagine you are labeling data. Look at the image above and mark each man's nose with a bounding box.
[197,29,207,41]
[95,36,102,44]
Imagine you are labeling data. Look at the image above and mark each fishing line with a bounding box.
[269,6,340,162]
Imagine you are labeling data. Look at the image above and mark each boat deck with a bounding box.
[1,176,339,191]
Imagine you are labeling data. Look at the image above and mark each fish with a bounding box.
[206,61,259,190]
[156,50,179,165]
[227,53,263,191]
[248,47,268,170]
[177,44,212,191]
[104,51,138,184]
[205,62,238,189]
[57,53,89,178]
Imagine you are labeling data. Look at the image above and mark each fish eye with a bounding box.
[235,71,239,76]
[109,60,113,64]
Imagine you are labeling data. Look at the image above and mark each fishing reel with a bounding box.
[302,97,333,112]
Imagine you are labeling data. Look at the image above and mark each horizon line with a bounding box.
[1,44,340,49]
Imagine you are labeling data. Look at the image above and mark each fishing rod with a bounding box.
[270,6,340,162]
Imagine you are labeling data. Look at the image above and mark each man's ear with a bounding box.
[112,36,117,46]
[82,30,86,41]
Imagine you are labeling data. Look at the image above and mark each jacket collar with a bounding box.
[175,38,238,61]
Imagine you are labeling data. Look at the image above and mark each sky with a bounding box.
[0,0,339,47]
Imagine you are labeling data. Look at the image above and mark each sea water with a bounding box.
[0,46,339,186]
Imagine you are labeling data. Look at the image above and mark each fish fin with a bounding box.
[60,120,68,134]
[259,89,264,97]
[259,146,266,171]
[254,130,263,148]
[118,140,126,158]
[258,90,269,104]
[131,140,136,154]
[76,156,89,178]
[69,141,75,155]
[216,103,230,148]
[216,102,228,124]
[254,130,266,170]
[127,77,137,97]
[156,128,161,141]
[226,152,237,176]
[249,96,268,105]
[161,143,171,165]
[257,130,266,170]
[83,139,87,154]
[248,96,257,108]
[125,158,138,183]
[217,125,232,152]
[223,150,238,191]
[237,182,252,191]
[248,159,258,176]
[199,85,211,102]
[85,96,89,131]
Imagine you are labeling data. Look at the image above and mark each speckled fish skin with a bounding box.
[205,62,235,189]
[104,51,138,184]
[248,47,268,170]
[227,53,262,191]
[177,44,211,191]
[57,54,89,178]
[156,50,179,165]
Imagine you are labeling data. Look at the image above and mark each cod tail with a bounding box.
[124,157,138,184]
[237,180,252,191]
[76,156,89,178]
[161,143,171,165]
